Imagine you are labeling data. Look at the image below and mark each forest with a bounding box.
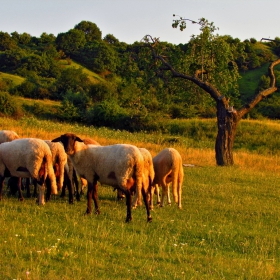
[1,19,280,134]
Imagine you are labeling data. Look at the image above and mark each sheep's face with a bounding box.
[52,133,83,155]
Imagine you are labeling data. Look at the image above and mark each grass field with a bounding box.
[0,116,280,279]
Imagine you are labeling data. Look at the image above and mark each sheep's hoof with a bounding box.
[168,203,172,206]
[125,217,132,223]
[147,216,152,223]
[95,209,100,215]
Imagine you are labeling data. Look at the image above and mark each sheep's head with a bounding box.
[52,133,83,155]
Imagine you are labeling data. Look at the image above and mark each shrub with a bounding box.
[0,91,22,118]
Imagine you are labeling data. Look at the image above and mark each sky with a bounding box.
[0,0,279,45]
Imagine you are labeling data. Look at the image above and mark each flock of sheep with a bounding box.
[0,129,184,222]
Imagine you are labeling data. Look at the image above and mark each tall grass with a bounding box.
[0,116,280,279]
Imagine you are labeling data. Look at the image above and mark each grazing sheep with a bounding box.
[52,133,152,222]
[151,148,184,209]
[0,138,58,205]
[132,148,155,208]
[0,130,19,144]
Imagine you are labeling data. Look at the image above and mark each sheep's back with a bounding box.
[0,138,52,177]
[0,130,19,144]
[76,144,144,186]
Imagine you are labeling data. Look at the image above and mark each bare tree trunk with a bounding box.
[215,99,239,166]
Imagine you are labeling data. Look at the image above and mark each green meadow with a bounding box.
[0,116,280,279]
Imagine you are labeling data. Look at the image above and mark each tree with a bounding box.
[144,17,280,166]
[0,32,16,51]
[56,29,86,55]
[74,21,102,42]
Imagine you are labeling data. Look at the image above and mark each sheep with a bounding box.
[43,140,68,201]
[150,148,184,209]
[52,133,152,222]
[0,130,20,144]
[132,148,155,209]
[25,140,71,202]
[0,138,58,205]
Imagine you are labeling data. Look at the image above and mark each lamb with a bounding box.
[52,133,152,222]
[150,148,184,210]
[0,138,58,205]
[0,130,20,144]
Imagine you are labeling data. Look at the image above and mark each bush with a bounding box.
[0,91,22,118]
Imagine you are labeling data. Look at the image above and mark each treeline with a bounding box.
[0,20,280,132]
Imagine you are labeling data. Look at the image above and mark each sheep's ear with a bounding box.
[51,137,61,143]
[75,136,83,143]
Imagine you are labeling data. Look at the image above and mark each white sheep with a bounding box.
[52,133,152,222]
[132,147,155,208]
[0,138,58,205]
[151,148,184,209]
[0,130,20,144]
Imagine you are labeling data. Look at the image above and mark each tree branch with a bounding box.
[238,58,280,119]
[144,35,228,107]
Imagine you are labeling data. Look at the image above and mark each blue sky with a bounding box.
[0,0,279,44]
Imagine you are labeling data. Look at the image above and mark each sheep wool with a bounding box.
[132,147,155,208]
[44,140,68,190]
[0,130,20,144]
[0,138,58,203]
[152,147,184,209]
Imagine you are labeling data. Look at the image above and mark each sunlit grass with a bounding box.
[0,71,25,86]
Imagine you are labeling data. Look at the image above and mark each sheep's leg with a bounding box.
[25,178,31,198]
[178,182,182,209]
[17,177,24,201]
[149,186,154,210]
[0,176,5,200]
[37,182,45,205]
[92,182,100,214]
[124,189,132,222]
[65,172,74,204]
[45,177,51,201]
[33,179,38,197]
[132,193,138,209]
[167,183,172,205]
[142,187,152,222]
[73,170,80,201]
[155,184,161,205]
[60,182,66,198]
[160,184,167,207]
[86,181,100,215]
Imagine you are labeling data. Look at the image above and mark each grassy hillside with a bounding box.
[59,59,105,84]
[0,71,25,86]
[0,116,280,279]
